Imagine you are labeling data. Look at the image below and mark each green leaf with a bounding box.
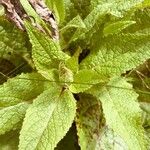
[60,15,86,32]
[0,17,27,58]
[0,6,4,16]
[59,62,74,84]
[20,0,41,24]
[25,22,70,71]
[65,48,81,74]
[76,94,104,150]
[0,102,29,135]
[46,0,65,24]
[0,130,19,150]
[91,77,148,149]
[91,0,144,15]
[80,33,150,77]
[69,69,106,93]
[103,21,136,36]
[142,0,150,6]
[70,3,112,42]
[62,0,78,23]
[19,87,76,150]
[129,8,150,32]
[0,73,49,107]
[71,0,91,18]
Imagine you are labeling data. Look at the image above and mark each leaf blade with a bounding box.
[19,87,76,150]
[25,23,70,71]
[91,78,148,149]
[0,73,48,107]
[0,17,27,58]
[80,33,150,77]
[0,102,29,135]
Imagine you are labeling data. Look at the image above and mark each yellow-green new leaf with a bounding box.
[91,78,148,149]
[25,23,70,71]
[0,73,49,107]
[60,15,86,32]
[69,69,106,93]
[19,87,76,150]
[0,102,29,135]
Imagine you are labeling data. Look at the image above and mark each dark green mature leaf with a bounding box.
[0,102,29,135]
[0,73,49,107]
[103,21,136,36]
[0,17,27,58]
[128,8,150,32]
[80,33,150,77]
[76,94,104,150]
[90,78,148,149]
[19,87,76,150]
[71,0,91,18]
[25,23,70,72]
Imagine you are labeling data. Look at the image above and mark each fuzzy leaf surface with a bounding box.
[90,78,147,149]
[0,73,49,107]
[0,17,27,58]
[91,0,144,15]
[80,33,150,77]
[19,87,76,150]
[71,3,112,42]
[60,15,86,32]
[103,21,136,36]
[0,102,29,135]
[25,23,70,71]
[69,69,106,93]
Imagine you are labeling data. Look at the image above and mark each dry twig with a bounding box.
[28,0,59,40]
[0,0,59,40]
